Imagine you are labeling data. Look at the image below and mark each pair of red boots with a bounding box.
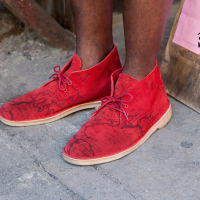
[0,45,172,165]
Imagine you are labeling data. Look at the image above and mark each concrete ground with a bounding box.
[0,1,200,200]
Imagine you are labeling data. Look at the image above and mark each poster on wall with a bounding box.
[173,0,200,55]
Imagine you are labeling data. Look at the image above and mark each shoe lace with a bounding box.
[49,65,72,91]
[92,93,133,120]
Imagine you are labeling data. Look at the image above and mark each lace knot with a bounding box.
[49,65,72,91]
[92,93,133,120]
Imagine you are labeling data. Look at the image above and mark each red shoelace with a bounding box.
[92,93,133,120]
[49,65,72,91]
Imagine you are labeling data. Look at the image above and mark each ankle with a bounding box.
[122,58,156,81]
[76,43,114,70]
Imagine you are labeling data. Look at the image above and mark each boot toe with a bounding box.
[63,135,100,160]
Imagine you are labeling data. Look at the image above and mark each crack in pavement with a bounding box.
[33,158,86,200]
[0,129,85,200]
[94,165,144,200]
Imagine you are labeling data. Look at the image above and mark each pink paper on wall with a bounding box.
[173,0,200,55]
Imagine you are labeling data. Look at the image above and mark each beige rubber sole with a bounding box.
[0,101,101,127]
[63,104,172,166]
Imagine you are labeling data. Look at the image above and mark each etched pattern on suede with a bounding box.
[63,65,170,159]
[0,45,122,122]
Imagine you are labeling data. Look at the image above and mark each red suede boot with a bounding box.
[0,45,122,126]
[63,62,172,165]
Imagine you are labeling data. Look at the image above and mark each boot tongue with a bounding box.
[64,53,82,76]
[114,73,138,96]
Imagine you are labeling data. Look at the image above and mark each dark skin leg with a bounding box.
[70,0,113,70]
[122,0,173,80]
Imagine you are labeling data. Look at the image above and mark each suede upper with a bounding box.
[0,45,122,122]
[63,64,170,159]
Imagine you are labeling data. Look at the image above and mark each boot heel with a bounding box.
[158,105,172,129]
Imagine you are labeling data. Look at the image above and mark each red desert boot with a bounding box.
[63,61,172,165]
[0,45,122,126]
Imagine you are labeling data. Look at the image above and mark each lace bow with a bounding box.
[92,93,133,120]
[49,65,72,91]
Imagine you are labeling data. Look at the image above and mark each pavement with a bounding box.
[0,1,200,200]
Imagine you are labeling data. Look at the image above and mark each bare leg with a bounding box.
[122,0,173,80]
[70,0,113,70]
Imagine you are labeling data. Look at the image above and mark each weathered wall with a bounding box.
[36,0,74,32]
[0,0,123,43]
[0,5,23,42]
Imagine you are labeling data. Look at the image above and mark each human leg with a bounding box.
[122,0,173,80]
[70,0,114,69]
[63,0,173,165]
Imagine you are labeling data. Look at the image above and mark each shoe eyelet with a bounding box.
[125,105,128,108]
[64,89,67,92]
[68,82,72,85]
